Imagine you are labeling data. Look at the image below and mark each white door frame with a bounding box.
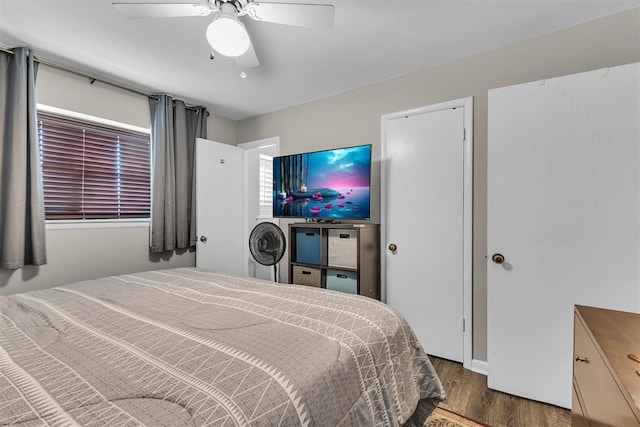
[381,96,473,369]
[238,137,280,278]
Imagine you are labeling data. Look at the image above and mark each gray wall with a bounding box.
[0,66,238,296]
[236,9,640,362]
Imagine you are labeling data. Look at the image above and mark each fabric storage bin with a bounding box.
[295,228,321,264]
[292,266,322,287]
[328,229,358,268]
[326,269,358,294]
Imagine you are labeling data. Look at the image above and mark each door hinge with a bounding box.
[462,317,466,332]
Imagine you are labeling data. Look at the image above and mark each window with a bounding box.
[37,110,151,220]
[259,154,273,217]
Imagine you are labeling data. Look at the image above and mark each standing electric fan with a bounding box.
[248,222,286,282]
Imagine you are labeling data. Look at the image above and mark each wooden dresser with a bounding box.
[573,305,640,427]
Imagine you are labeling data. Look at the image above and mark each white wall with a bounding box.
[236,9,640,362]
[0,66,238,296]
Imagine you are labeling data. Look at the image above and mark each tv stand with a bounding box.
[288,222,380,300]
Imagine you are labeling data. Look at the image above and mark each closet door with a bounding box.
[487,63,640,408]
[382,97,473,366]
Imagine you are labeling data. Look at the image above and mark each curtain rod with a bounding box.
[0,46,208,114]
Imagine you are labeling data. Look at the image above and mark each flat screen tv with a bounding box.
[273,144,371,220]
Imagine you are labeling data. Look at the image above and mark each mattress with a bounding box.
[0,268,445,426]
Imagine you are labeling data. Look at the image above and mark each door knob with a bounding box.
[388,243,397,252]
[491,253,505,264]
[200,236,208,243]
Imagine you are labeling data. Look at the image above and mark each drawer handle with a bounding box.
[339,234,350,239]
[305,232,315,236]
[575,356,590,363]
[628,353,640,364]
[337,274,348,279]
[302,271,311,275]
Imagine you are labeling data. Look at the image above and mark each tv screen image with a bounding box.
[273,144,371,219]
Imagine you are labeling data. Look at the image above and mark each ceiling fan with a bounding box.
[112,0,335,68]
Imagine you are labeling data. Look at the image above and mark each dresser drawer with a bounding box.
[326,269,358,294]
[295,228,321,265]
[292,266,322,287]
[328,229,358,269]
[574,313,640,426]
[572,378,588,427]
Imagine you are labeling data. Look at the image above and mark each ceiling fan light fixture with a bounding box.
[206,3,250,57]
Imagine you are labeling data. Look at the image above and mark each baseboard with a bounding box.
[471,359,488,376]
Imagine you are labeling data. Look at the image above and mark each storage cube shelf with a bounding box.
[288,223,380,300]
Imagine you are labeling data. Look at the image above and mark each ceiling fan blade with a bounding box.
[112,2,214,18]
[247,2,334,29]
[235,40,260,69]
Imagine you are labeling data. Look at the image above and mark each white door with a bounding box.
[195,138,244,274]
[382,98,473,365]
[487,63,640,408]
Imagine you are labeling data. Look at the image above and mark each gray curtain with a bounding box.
[149,94,206,253]
[0,47,46,269]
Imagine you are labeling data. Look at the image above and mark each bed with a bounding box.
[0,268,445,426]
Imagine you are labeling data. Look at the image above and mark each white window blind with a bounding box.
[259,154,273,217]
[37,110,151,220]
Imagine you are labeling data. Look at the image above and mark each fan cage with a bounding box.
[249,223,286,266]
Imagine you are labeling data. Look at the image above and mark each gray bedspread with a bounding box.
[0,268,445,426]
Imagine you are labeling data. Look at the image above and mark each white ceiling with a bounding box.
[0,1,638,120]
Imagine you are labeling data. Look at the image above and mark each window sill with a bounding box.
[46,219,150,230]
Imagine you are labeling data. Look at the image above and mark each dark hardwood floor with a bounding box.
[429,357,571,427]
